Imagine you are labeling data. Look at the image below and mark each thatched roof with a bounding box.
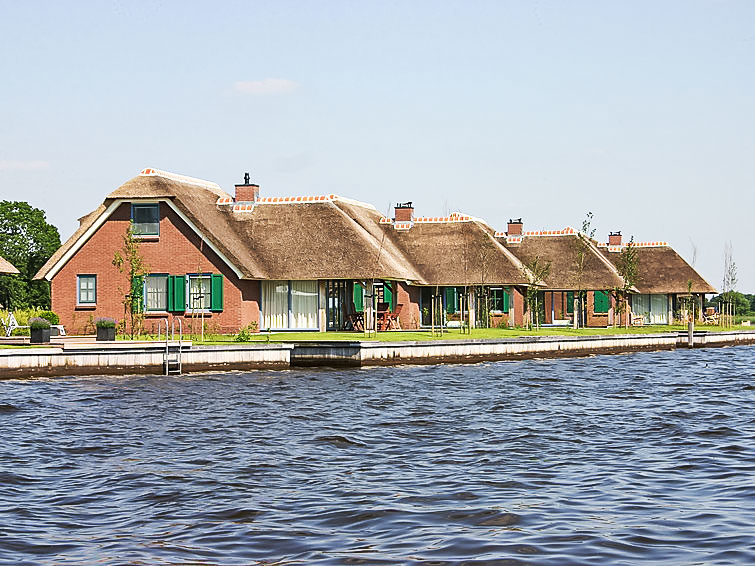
[0,255,19,275]
[385,218,531,286]
[35,170,425,283]
[220,198,423,281]
[600,245,716,294]
[501,233,625,290]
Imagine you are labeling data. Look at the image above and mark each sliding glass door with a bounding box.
[262,280,319,330]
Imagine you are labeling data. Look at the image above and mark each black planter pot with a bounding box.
[97,327,116,341]
[30,328,51,344]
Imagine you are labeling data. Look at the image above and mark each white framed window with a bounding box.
[132,203,160,236]
[187,275,212,311]
[261,280,319,330]
[77,275,96,305]
[145,275,168,311]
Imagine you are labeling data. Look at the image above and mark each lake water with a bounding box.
[1,347,754,565]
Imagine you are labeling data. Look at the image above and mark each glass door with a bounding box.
[326,280,347,330]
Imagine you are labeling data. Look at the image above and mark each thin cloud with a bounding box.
[234,78,299,95]
[0,160,50,171]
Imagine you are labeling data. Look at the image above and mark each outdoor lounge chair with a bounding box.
[2,313,28,337]
[1,313,65,337]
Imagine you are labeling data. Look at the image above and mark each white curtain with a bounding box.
[262,281,289,329]
[650,294,669,324]
[632,294,650,324]
[632,294,669,324]
[146,276,167,311]
[291,280,318,329]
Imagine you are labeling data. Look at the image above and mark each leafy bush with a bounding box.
[38,310,59,325]
[95,317,117,329]
[234,322,259,342]
[28,317,51,330]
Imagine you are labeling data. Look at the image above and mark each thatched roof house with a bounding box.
[598,241,716,295]
[34,167,717,333]
[36,171,425,284]
[0,255,20,275]
[496,226,625,291]
[378,212,532,287]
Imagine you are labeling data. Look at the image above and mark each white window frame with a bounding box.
[186,274,212,312]
[77,274,97,305]
[261,280,320,331]
[145,274,169,312]
[131,202,160,237]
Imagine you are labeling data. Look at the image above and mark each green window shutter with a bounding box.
[167,276,174,311]
[445,287,456,314]
[211,274,224,312]
[594,291,610,313]
[384,282,393,309]
[131,276,144,313]
[171,275,186,312]
[566,291,574,314]
[353,282,363,312]
[503,288,510,313]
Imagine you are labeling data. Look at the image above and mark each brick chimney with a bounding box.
[394,202,414,222]
[507,218,523,236]
[235,172,259,202]
[608,231,622,246]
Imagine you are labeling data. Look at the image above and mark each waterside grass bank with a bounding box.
[1,327,754,378]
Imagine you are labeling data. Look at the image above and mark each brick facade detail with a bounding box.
[51,202,260,335]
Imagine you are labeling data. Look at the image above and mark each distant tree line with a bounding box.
[0,201,60,310]
[705,292,754,315]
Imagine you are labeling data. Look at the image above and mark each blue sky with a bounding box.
[1,1,753,290]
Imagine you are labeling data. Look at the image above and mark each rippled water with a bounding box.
[1,347,755,565]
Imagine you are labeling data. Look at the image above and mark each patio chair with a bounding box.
[386,303,403,330]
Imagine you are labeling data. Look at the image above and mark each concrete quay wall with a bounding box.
[1,331,754,378]
[292,331,755,367]
[0,342,293,378]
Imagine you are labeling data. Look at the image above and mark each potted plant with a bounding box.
[29,317,51,344]
[95,317,117,341]
[39,310,60,336]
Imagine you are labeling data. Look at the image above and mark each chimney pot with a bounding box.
[394,201,414,222]
[235,172,259,202]
[507,218,523,236]
[608,231,622,246]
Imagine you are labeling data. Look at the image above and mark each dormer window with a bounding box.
[132,203,159,236]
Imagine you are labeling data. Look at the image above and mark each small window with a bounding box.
[77,275,96,305]
[490,287,509,313]
[132,203,159,236]
[145,275,168,311]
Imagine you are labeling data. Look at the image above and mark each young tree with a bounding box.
[0,201,61,309]
[572,212,596,328]
[612,237,639,327]
[721,242,737,328]
[112,222,149,339]
[522,256,551,330]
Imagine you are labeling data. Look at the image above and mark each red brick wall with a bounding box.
[536,290,611,327]
[51,202,260,335]
[396,281,420,329]
[586,290,609,328]
[512,286,525,327]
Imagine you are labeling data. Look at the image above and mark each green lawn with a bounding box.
[2,324,752,348]
[190,324,755,345]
